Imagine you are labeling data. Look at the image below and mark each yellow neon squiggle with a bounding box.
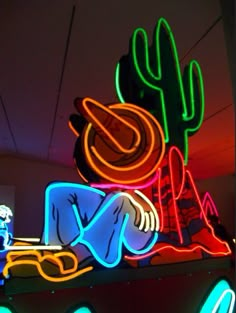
[117,192,145,231]
[149,212,155,231]
[144,212,150,232]
[134,189,160,232]
[3,250,93,283]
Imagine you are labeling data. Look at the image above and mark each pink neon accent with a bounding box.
[90,171,159,190]
[168,146,184,244]
[201,191,219,219]
[169,146,185,200]
[185,170,211,226]
[157,167,164,232]
[185,169,231,248]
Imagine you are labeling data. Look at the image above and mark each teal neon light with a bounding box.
[73,307,92,313]
[44,183,158,268]
[0,307,13,313]
[71,213,129,268]
[44,183,105,245]
[200,279,235,313]
[123,232,158,255]
[115,17,204,164]
[70,191,158,268]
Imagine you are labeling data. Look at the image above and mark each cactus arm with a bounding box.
[131,23,168,143]
[132,27,160,84]
[182,60,204,123]
[115,17,205,165]
[182,60,205,164]
[130,17,202,147]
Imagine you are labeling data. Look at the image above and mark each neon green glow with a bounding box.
[131,22,169,144]
[115,17,205,164]
[183,60,204,162]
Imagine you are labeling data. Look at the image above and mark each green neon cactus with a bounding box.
[115,17,204,165]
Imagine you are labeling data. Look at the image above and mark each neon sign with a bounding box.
[2,141,230,283]
[124,147,231,265]
[42,182,158,268]
[1,17,232,290]
[115,17,204,165]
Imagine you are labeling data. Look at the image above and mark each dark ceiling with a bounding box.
[0,0,235,180]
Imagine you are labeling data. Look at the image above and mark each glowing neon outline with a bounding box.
[168,146,186,244]
[132,20,204,137]
[157,167,164,232]
[0,231,13,253]
[115,62,125,103]
[134,189,159,231]
[124,147,231,260]
[200,279,235,313]
[69,191,158,267]
[0,205,13,223]
[83,101,165,184]
[90,170,159,189]
[0,307,13,313]
[161,146,230,249]
[169,146,185,200]
[115,18,204,164]
[3,250,93,282]
[72,307,92,313]
[12,237,40,242]
[88,102,155,171]
[75,166,89,183]
[125,241,231,261]
[6,245,62,251]
[85,108,153,172]
[201,191,219,219]
[185,169,231,252]
[78,97,141,154]
[68,120,80,137]
[44,183,105,245]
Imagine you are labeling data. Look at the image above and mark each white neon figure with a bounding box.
[0,205,13,250]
